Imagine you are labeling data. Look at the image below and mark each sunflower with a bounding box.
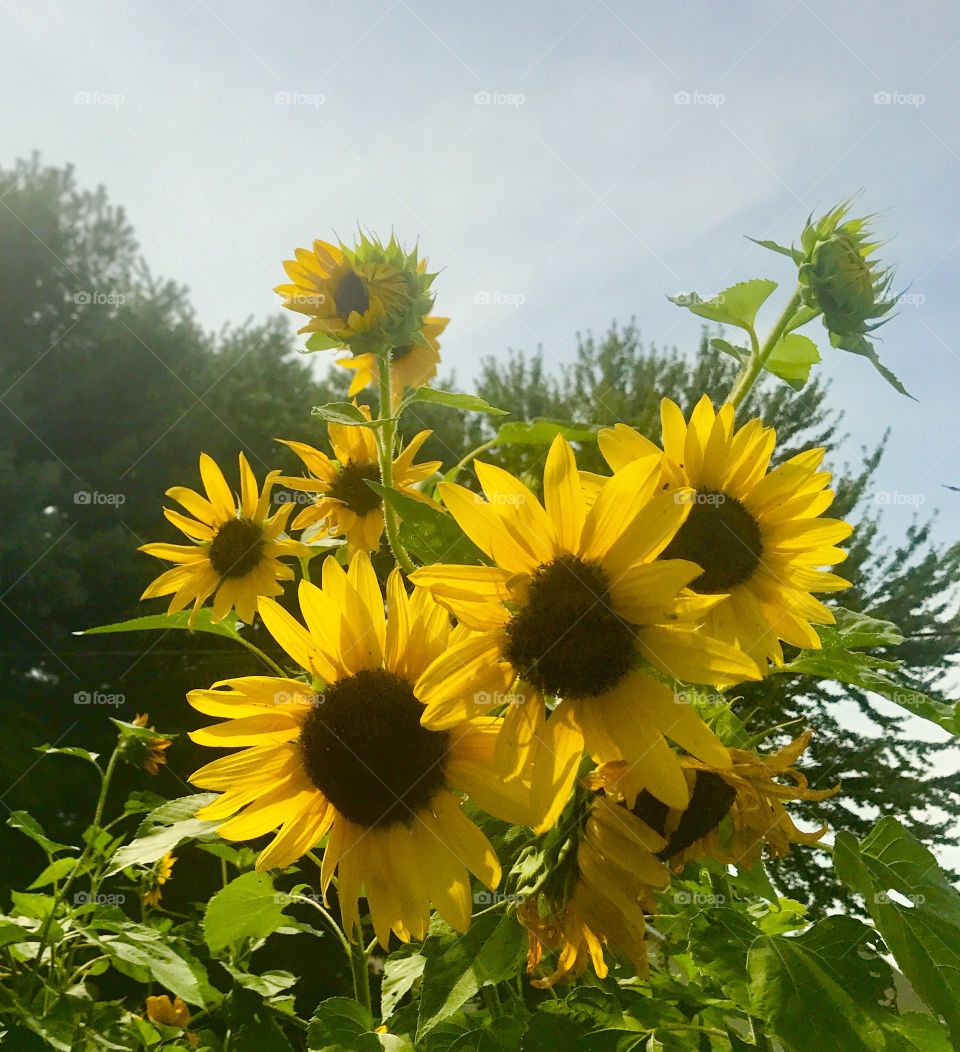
[519,795,669,986]
[338,316,449,412]
[143,852,176,908]
[410,435,760,832]
[275,233,436,355]
[186,551,532,948]
[598,396,853,668]
[140,452,308,626]
[594,731,835,870]
[145,994,190,1030]
[278,406,441,554]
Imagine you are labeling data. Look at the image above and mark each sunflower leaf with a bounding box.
[77,609,241,640]
[306,996,374,1049]
[833,818,960,1046]
[763,333,821,386]
[410,387,509,416]
[367,482,486,565]
[203,871,290,954]
[312,401,390,428]
[106,794,220,875]
[668,279,778,332]
[494,419,598,446]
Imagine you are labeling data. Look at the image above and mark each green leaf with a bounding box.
[763,332,821,386]
[307,996,374,1050]
[312,401,388,428]
[203,871,289,953]
[885,1013,954,1051]
[78,608,240,639]
[834,331,914,400]
[27,857,79,890]
[97,923,215,1007]
[410,387,509,416]
[669,279,778,332]
[106,793,220,875]
[710,337,750,365]
[823,608,905,649]
[417,913,526,1039]
[833,818,960,1045]
[381,950,427,1020]
[33,744,99,766]
[7,811,77,856]
[368,482,486,565]
[222,963,297,999]
[747,236,802,262]
[494,419,597,446]
[747,917,891,1051]
[687,906,757,1006]
[305,331,346,352]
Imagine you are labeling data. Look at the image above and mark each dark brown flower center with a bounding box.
[208,518,265,579]
[334,271,369,319]
[299,669,450,828]
[630,770,737,859]
[327,461,382,516]
[503,556,636,699]
[660,490,763,593]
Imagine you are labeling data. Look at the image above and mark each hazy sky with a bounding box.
[3,1,959,841]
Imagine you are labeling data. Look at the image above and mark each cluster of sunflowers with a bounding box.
[138,226,868,986]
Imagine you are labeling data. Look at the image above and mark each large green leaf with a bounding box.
[381,949,427,1020]
[203,871,289,953]
[747,916,891,1051]
[410,387,508,416]
[79,608,240,639]
[833,818,960,1045]
[669,279,778,332]
[763,332,820,387]
[97,922,215,1006]
[368,483,485,565]
[494,419,597,446]
[417,913,526,1039]
[7,811,77,856]
[312,401,388,428]
[107,793,219,875]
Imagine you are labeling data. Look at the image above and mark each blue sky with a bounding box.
[3,1,959,851]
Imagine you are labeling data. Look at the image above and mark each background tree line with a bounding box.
[0,155,956,918]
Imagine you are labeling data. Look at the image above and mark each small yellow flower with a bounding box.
[143,852,177,908]
[279,406,441,554]
[594,731,836,869]
[145,993,190,1029]
[275,233,436,355]
[519,796,668,986]
[140,452,308,626]
[338,316,449,412]
[129,714,172,776]
[598,396,852,668]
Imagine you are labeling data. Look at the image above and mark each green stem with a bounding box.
[232,633,287,677]
[376,351,417,575]
[446,438,497,486]
[349,925,372,1015]
[30,745,121,998]
[725,286,803,409]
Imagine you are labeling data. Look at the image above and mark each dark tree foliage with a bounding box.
[416,323,960,913]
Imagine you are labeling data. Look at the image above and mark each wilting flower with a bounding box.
[187,551,533,948]
[279,406,440,554]
[599,396,852,668]
[520,795,668,986]
[140,452,308,626]
[338,316,449,412]
[275,232,436,355]
[143,852,176,908]
[118,714,172,776]
[594,731,835,869]
[411,435,760,832]
[145,994,193,1040]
